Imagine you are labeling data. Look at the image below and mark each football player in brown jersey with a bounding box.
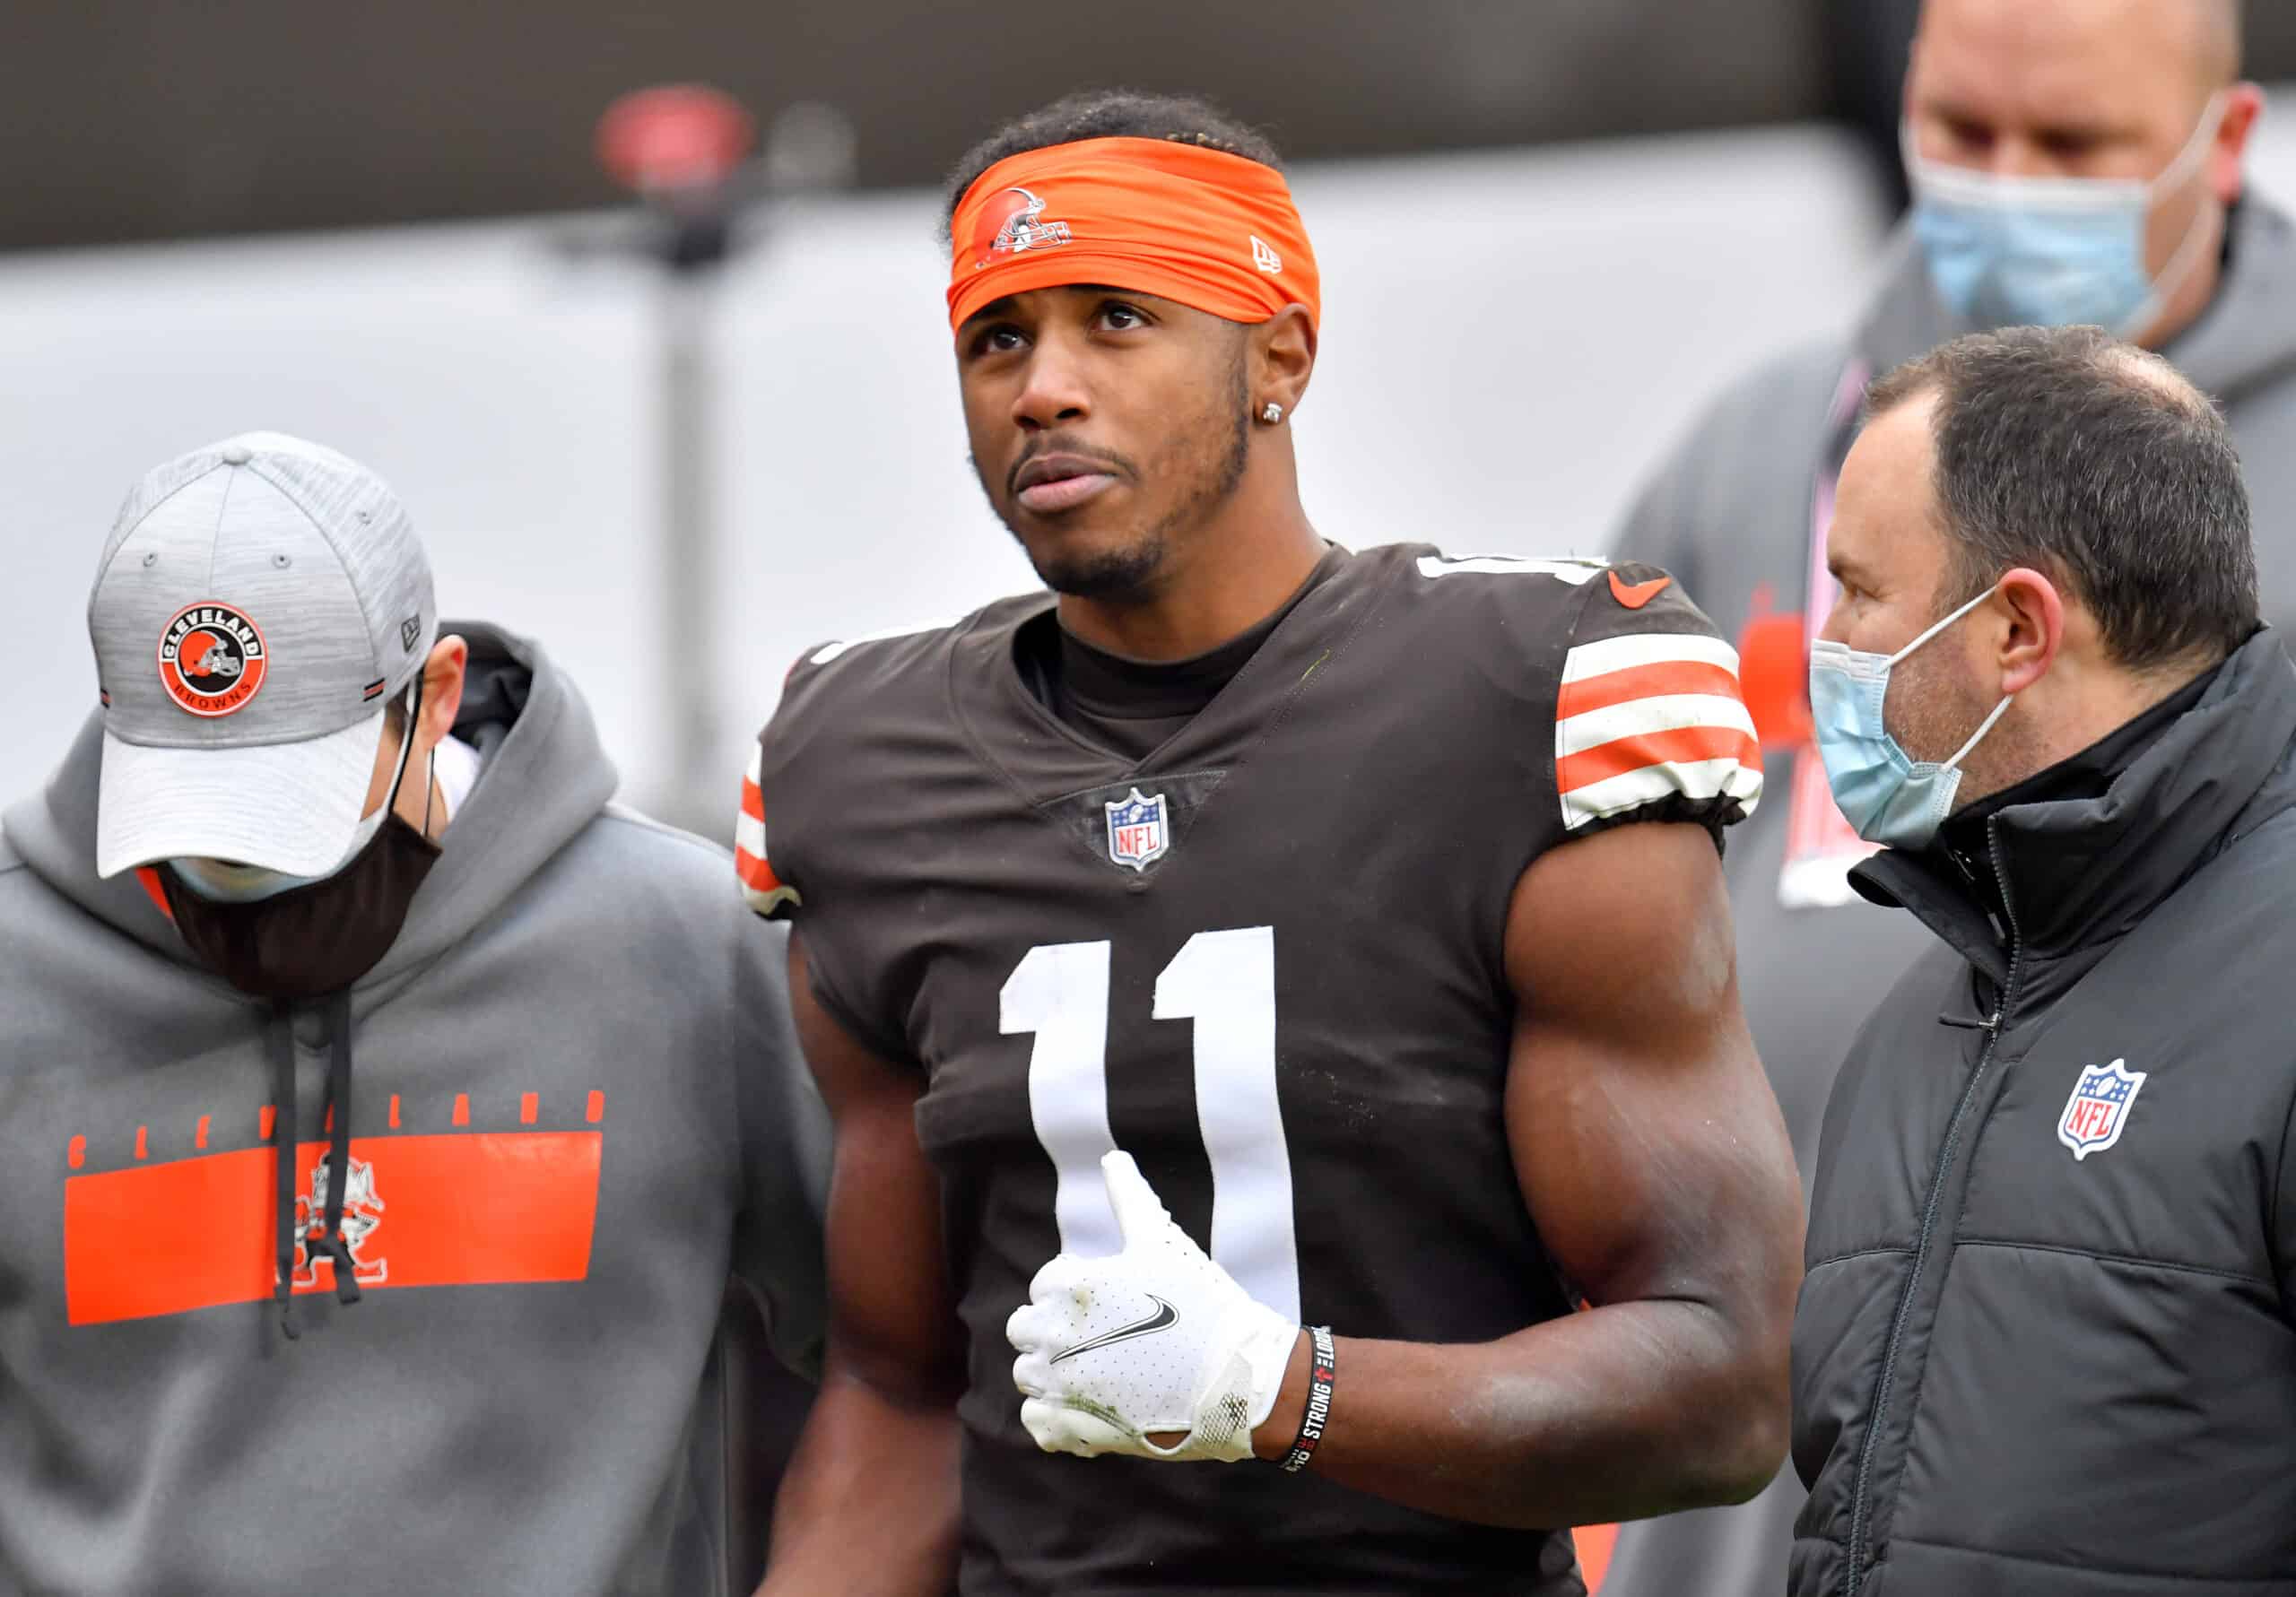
[748,91,1803,1596]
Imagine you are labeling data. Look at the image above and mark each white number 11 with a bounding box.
[999,927,1300,1321]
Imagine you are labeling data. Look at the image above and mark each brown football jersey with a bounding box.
[739,542,1760,1594]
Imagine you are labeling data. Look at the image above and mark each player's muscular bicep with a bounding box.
[789,933,962,1396]
[1222,825,1796,1524]
[1501,824,1800,1316]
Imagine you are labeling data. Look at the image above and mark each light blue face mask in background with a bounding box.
[1907,93,2226,338]
[1808,585,2014,850]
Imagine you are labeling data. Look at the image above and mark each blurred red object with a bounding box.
[596,84,755,195]
[1575,1523,1616,1589]
[1738,595,1813,751]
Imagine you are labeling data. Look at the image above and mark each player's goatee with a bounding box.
[1029,535,1173,602]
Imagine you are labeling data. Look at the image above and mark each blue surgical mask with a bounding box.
[1808,585,2014,850]
[1907,93,2225,338]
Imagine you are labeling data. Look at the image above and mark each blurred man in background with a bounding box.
[0,433,827,1597]
[1601,3,2294,1593]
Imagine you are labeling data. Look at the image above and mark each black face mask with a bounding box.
[161,813,441,1002]
[161,681,444,1002]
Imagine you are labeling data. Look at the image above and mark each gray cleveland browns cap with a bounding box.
[88,432,438,880]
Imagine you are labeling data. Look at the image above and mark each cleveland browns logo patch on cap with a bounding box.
[158,601,268,717]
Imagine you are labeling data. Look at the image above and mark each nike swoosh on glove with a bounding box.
[1006,1150,1300,1462]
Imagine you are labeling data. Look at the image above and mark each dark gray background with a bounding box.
[20,0,2287,252]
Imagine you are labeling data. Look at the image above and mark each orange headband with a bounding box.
[947,136,1321,334]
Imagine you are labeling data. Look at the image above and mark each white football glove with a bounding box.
[1006,1150,1300,1462]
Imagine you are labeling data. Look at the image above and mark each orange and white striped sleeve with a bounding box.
[735,738,801,918]
[1553,618,1763,835]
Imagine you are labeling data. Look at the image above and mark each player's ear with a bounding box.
[1250,305,1317,421]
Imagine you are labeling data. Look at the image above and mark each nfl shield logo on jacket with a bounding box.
[2057,1058,2147,1161]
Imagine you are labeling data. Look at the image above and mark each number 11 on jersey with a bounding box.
[1000,927,1300,1323]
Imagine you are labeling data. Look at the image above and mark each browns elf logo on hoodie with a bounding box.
[60,1089,607,1327]
[158,601,267,717]
[292,1156,387,1289]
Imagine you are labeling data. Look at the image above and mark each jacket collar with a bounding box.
[1855,629,2296,979]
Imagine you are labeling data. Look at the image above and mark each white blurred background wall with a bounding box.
[4,108,2289,830]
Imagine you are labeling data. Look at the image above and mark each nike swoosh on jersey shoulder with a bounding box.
[1608,569,1673,609]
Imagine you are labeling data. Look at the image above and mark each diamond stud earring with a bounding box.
[1260,403,1284,424]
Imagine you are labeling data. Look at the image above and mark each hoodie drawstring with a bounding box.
[269,1003,300,1341]
[272,993,363,1342]
[314,989,361,1309]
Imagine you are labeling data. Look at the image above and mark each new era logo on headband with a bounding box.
[1251,235,1283,275]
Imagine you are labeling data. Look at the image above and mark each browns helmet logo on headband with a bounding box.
[158,601,268,717]
[947,137,1320,333]
[970,186,1073,269]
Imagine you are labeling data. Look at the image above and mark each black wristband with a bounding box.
[1278,1325,1335,1474]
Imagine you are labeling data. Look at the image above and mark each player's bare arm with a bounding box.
[759,933,962,1597]
[1010,821,1801,1529]
[1243,820,1801,1524]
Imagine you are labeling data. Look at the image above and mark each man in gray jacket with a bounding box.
[0,433,827,1595]
[1794,325,2290,1593]
[1603,3,2287,1586]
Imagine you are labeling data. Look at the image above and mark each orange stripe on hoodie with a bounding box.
[64,1132,601,1326]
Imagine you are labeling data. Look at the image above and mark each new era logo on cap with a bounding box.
[89,432,439,879]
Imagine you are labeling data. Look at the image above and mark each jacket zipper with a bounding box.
[1841,820,2023,1595]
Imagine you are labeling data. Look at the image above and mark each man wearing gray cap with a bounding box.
[0,433,827,1595]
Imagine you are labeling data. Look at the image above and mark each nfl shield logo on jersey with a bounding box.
[1104,788,1170,872]
[2057,1057,2147,1161]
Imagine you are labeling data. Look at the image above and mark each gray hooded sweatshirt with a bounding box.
[1599,199,2296,1597]
[0,622,828,1596]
